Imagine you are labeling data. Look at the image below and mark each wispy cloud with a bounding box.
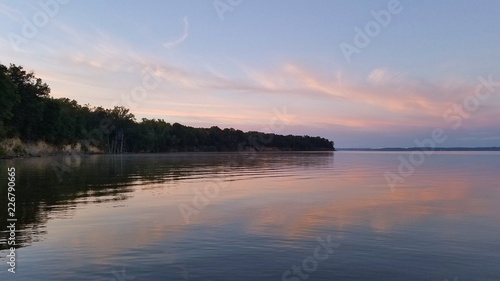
[14,19,497,134]
[367,67,402,85]
[163,17,189,49]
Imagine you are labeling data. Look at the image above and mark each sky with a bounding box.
[0,0,499,148]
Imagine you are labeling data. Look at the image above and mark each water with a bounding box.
[1,151,500,280]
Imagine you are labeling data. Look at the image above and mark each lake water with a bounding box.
[1,151,500,280]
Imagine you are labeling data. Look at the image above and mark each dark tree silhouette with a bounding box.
[0,63,335,154]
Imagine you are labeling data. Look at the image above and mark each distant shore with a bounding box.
[337,147,500,152]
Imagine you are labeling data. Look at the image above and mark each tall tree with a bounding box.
[0,64,19,137]
[5,64,50,140]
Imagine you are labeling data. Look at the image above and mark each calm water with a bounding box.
[1,151,500,280]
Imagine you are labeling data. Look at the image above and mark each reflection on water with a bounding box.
[1,152,500,280]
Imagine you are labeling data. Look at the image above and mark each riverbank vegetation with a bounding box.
[0,63,334,156]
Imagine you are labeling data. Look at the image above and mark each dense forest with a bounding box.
[0,63,334,155]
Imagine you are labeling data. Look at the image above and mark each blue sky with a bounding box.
[1,0,499,147]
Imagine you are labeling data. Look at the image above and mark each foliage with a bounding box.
[0,63,335,152]
[0,145,7,157]
[0,64,19,137]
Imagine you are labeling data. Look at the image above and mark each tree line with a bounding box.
[0,63,334,154]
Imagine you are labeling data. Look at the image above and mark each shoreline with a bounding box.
[0,149,337,160]
[0,137,335,160]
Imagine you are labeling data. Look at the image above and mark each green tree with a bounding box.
[0,64,19,137]
[5,64,50,140]
[0,62,335,152]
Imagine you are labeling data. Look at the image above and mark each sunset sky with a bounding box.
[1,0,499,148]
